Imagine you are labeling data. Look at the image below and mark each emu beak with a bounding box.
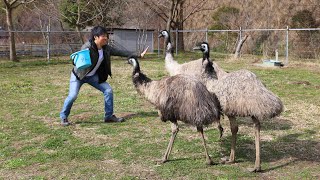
[193,46,201,51]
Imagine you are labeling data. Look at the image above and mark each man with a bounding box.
[60,25,148,126]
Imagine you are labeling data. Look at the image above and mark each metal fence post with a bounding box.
[175,28,178,56]
[46,24,50,62]
[206,28,208,42]
[285,26,289,65]
[239,27,242,57]
[157,29,160,57]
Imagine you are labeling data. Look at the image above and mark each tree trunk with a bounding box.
[234,34,248,59]
[6,7,18,62]
[177,1,185,52]
[166,0,176,31]
[75,0,84,44]
[76,26,84,44]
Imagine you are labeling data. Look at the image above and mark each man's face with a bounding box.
[95,34,109,46]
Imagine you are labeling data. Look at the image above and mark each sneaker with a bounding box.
[104,115,125,123]
[61,118,70,126]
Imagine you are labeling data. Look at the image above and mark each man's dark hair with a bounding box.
[90,26,109,40]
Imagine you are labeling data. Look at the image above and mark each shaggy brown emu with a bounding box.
[127,57,222,165]
[194,42,283,172]
[159,30,284,172]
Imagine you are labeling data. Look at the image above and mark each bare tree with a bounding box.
[234,34,248,59]
[120,0,158,53]
[1,0,35,61]
[142,0,216,51]
[59,0,126,44]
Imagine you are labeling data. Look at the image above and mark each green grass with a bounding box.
[0,54,319,179]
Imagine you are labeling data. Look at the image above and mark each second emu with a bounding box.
[127,57,222,165]
[195,42,283,172]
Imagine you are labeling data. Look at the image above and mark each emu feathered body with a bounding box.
[197,42,283,172]
[159,30,283,121]
[206,69,283,120]
[132,68,221,128]
[128,57,221,165]
[159,30,283,172]
[164,55,283,120]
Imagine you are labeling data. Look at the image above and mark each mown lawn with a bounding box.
[0,53,319,179]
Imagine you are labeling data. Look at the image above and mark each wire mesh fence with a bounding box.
[0,28,319,63]
[0,31,90,58]
[178,28,320,62]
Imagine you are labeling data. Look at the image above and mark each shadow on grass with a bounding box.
[235,117,294,131]
[0,59,70,68]
[121,111,159,119]
[74,111,159,125]
[220,127,320,172]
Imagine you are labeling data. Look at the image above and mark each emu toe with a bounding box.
[247,167,262,173]
[161,159,168,164]
[218,125,224,139]
[220,156,235,164]
[156,158,168,165]
[206,159,217,165]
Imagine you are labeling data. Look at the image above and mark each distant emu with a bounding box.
[159,30,283,172]
[127,56,222,165]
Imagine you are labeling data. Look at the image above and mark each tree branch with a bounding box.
[142,1,168,22]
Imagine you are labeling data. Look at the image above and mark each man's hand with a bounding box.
[140,46,149,58]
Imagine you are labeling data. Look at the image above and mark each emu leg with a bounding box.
[227,116,238,163]
[197,127,214,165]
[217,123,224,139]
[249,117,261,172]
[160,122,179,163]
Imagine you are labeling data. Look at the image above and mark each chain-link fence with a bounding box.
[170,28,320,64]
[1,28,319,63]
[0,30,89,59]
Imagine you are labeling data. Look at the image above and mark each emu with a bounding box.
[127,56,222,165]
[159,30,283,172]
[195,42,283,172]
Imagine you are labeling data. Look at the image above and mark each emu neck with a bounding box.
[165,47,180,75]
[165,35,171,46]
[133,65,141,75]
[201,51,218,80]
[203,51,209,61]
[203,59,217,80]
[132,71,152,98]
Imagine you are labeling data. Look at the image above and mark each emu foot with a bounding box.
[218,125,224,139]
[206,159,217,165]
[156,158,168,165]
[247,167,262,173]
[220,157,235,164]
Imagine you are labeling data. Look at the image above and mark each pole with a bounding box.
[157,29,160,57]
[175,28,178,56]
[239,27,242,40]
[206,28,208,42]
[285,26,289,65]
[46,19,51,62]
[238,27,242,57]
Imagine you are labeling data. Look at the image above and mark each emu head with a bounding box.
[127,57,140,76]
[158,30,173,53]
[194,42,209,54]
[158,30,169,38]
[194,42,210,60]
